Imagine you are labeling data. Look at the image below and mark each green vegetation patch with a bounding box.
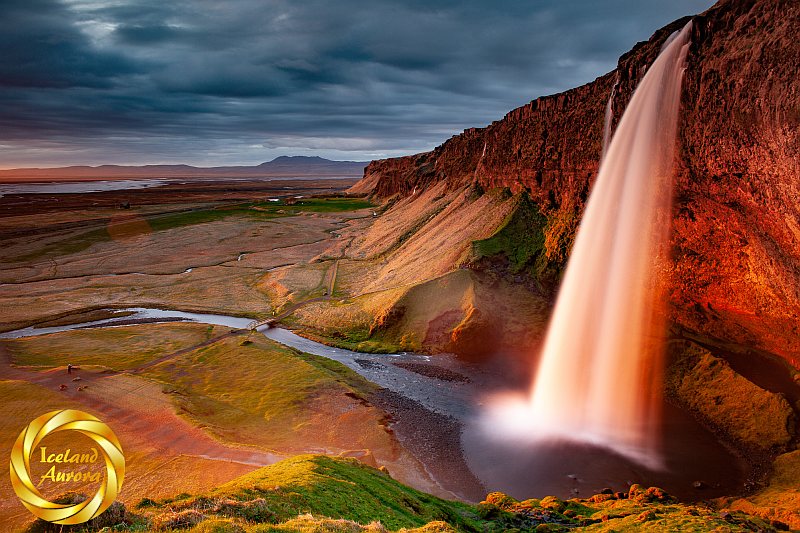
[256,197,374,213]
[290,322,404,354]
[146,197,371,230]
[482,487,780,533]
[471,193,557,284]
[6,197,371,263]
[125,457,783,533]
[7,225,110,264]
[146,205,277,232]
[3,322,228,370]
[145,455,481,531]
[142,334,378,448]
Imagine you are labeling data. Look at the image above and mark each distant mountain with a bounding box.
[0,156,368,182]
[255,156,367,174]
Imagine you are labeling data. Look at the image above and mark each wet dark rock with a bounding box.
[354,358,384,370]
[391,361,471,383]
[770,519,790,531]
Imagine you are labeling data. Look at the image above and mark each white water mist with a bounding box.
[489,21,692,467]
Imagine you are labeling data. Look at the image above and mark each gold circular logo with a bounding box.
[9,409,125,525]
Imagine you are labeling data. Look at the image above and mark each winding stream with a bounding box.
[1,307,751,501]
[0,308,472,419]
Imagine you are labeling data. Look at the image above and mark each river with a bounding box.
[0,307,750,502]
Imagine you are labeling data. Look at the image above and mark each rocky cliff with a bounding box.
[351,0,800,368]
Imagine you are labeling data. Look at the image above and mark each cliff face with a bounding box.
[353,0,800,367]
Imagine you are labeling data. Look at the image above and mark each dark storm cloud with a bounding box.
[0,0,713,167]
[114,23,183,45]
[0,0,142,89]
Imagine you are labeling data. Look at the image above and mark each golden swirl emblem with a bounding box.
[10,409,125,524]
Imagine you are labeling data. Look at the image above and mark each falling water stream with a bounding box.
[1,304,750,500]
[0,19,757,502]
[602,73,619,158]
[489,22,693,467]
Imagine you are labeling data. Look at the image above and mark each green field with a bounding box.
[5,197,373,263]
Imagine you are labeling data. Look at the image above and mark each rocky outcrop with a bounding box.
[352,0,800,367]
[666,341,796,454]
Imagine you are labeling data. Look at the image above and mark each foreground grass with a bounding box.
[142,455,480,531]
[24,455,789,532]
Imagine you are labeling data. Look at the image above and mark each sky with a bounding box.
[0,0,714,168]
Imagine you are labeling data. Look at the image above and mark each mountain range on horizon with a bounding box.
[0,156,368,181]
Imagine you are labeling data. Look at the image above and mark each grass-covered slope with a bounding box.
[34,455,792,532]
[142,333,385,453]
[4,322,229,370]
[470,192,574,291]
[138,455,482,531]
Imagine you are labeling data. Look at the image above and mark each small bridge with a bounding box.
[247,318,277,331]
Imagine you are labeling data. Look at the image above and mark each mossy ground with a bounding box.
[141,333,380,450]
[5,324,384,455]
[476,487,781,532]
[716,450,800,529]
[31,455,789,533]
[3,322,229,370]
[147,455,481,531]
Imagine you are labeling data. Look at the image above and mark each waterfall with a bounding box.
[490,21,692,467]
[602,74,619,158]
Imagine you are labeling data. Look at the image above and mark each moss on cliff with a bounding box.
[471,193,547,274]
[470,192,572,292]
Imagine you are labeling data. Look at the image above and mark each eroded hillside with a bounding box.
[348,0,800,367]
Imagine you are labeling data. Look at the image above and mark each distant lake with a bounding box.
[0,179,169,197]
[0,175,358,197]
